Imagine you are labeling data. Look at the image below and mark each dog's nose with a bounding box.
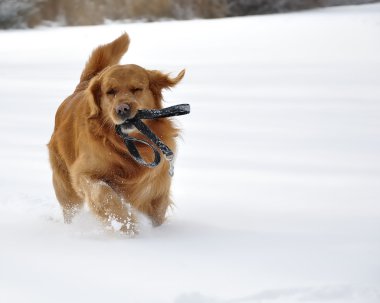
[115,104,130,120]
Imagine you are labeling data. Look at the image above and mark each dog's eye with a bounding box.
[106,88,117,96]
[131,88,143,94]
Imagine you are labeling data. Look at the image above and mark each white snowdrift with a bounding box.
[0,3,379,303]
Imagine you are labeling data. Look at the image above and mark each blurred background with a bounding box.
[1,0,379,29]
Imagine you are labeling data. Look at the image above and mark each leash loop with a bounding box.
[115,104,190,176]
[115,125,161,168]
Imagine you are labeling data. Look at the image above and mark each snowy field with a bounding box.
[1,3,380,303]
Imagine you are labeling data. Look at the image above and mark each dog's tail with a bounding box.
[80,33,130,83]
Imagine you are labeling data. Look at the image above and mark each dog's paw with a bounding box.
[120,221,138,237]
[106,215,138,237]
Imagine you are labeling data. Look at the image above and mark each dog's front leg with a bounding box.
[75,175,137,235]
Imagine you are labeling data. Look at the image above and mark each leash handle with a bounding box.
[133,104,190,120]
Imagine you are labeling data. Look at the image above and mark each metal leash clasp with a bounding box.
[166,154,175,177]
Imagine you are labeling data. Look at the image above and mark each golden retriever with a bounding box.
[48,33,185,234]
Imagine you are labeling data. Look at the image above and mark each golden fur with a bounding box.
[48,33,185,234]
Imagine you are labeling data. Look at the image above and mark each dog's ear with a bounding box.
[87,77,102,118]
[148,69,185,101]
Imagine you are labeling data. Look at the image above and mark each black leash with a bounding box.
[115,104,190,176]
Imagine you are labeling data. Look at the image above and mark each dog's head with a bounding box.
[87,64,185,131]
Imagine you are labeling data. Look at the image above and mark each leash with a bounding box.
[115,104,190,176]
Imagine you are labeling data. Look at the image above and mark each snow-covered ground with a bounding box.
[1,3,380,303]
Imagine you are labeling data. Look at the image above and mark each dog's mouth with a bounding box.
[113,112,135,127]
[119,121,136,134]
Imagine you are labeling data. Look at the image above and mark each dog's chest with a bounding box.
[139,183,154,201]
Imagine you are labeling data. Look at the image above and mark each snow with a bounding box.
[1,3,380,303]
